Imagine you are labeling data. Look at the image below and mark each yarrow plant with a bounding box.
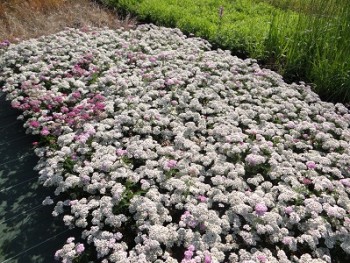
[1,24,350,262]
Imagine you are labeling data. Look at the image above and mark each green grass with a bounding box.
[264,0,350,102]
[102,0,350,103]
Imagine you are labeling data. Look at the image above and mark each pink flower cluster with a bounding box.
[164,159,177,170]
[0,39,10,47]
[255,203,268,216]
[116,148,128,156]
[181,245,212,263]
[181,211,198,228]
[66,53,98,78]
[15,84,106,137]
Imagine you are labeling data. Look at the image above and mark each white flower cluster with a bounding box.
[1,24,350,262]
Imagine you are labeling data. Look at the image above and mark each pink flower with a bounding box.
[54,250,60,259]
[286,121,295,129]
[340,179,350,187]
[166,160,177,169]
[302,177,313,185]
[67,111,77,118]
[94,93,105,101]
[284,206,293,214]
[187,219,198,228]
[0,40,10,47]
[41,127,50,136]
[165,78,175,85]
[257,255,267,263]
[116,149,127,156]
[67,237,75,243]
[184,250,193,260]
[76,243,85,254]
[149,57,157,63]
[76,133,89,143]
[81,113,90,120]
[181,211,191,220]
[29,120,40,128]
[54,96,64,103]
[282,236,293,245]
[225,136,232,143]
[255,203,268,216]
[11,101,21,108]
[197,195,207,202]
[80,175,90,183]
[188,245,195,251]
[69,200,78,206]
[204,254,212,263]
[114,232,123,240]
[108,238,116,247]
[61,106,69,113]
[94,102,105,110]
[306,161,316,169]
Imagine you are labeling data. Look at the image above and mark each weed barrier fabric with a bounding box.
[0,92,72,263]
[1,25,350,262]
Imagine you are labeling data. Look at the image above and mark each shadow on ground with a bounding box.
[0,93,74,263]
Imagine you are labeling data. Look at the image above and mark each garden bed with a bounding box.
[1,25,350,262]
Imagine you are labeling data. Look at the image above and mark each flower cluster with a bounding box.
[1,24,350,262]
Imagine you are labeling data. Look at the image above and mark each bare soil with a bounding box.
[0,0,137,43]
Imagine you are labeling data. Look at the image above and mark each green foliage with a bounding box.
[40,134,59,149]
[265,0,350,102]
[165,168,180,179]
[63,156,75,173]
[87,71,101,85]
[112,179,147,214]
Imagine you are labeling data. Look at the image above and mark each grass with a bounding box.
[0,0,136,43]
[263,0,350,102]
[101,0,350,103]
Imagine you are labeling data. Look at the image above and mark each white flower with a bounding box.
[245,154,266,166]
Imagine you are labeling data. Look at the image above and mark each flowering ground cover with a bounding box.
[1,25,350,262]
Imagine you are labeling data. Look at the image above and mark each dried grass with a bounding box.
[0,0,136,43]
